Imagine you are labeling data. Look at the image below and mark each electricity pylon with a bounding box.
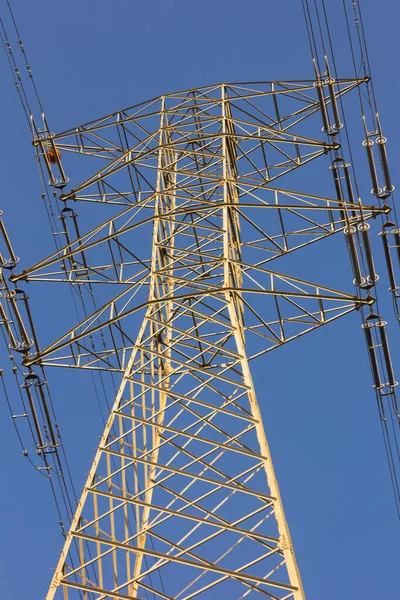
[12,80,382,599]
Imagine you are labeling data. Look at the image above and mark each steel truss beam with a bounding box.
[19,80,377,599]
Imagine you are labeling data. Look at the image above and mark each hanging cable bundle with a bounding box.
[379,222,400,321]
[0,3,127,559]
[0,210,76,538]
[301,0,400,521]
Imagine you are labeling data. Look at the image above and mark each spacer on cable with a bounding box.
[376,136,387,145]
[386,381,399,389]
[23,371,39,384]
[375,319,388,328]
[332,156,345,164]
[358,279,372,290]
[59,207,78,219]
[20,340,34,351]
[362,139,374,148]
[344,225,356,236]
[366,312,381,321]
[382,220,396,229]
[1,257,19,270]
[14,289,27,299]
[54,177,70,190]
[322,128,339,137]
[357,222,369,233]
[366,274,379,284]
[331,123,343,133]
[372,188,383,196]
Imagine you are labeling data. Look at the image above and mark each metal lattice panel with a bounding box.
[7,81,383,599]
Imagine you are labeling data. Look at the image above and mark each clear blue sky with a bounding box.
[0,1,399,598]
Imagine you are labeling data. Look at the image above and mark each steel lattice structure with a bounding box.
[3,78,389,600]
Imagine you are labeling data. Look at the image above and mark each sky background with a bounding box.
[0,1,399,598]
